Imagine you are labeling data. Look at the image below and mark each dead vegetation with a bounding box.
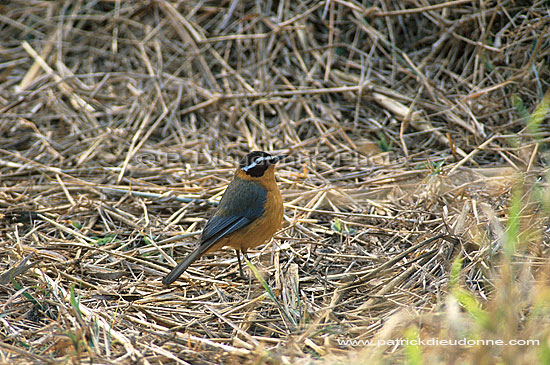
[1,0,549,363]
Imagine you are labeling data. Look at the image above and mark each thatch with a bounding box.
[1,0,549,363]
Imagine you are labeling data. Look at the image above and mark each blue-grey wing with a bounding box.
[199,178,267,244]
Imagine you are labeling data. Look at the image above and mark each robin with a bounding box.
[162,151,285,285]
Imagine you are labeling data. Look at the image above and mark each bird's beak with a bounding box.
[272,154,288,164]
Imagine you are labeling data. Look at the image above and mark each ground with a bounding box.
[1,1,550,364]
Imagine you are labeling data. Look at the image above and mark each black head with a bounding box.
[240,151,286,177]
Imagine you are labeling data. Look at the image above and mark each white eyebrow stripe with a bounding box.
[242,156,273,171]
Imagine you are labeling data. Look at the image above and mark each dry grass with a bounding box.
[1,0,549,363]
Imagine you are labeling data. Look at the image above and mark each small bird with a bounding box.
[162,151,286,285]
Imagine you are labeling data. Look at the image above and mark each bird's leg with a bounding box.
[236,249,244,278]
[236,249,251,279]
[241,249,251,261]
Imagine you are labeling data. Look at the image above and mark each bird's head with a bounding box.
[239,151,286,178]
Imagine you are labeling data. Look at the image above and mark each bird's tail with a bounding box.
[162,242,212,285]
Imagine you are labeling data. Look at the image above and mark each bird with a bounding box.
[162,151,286,285]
